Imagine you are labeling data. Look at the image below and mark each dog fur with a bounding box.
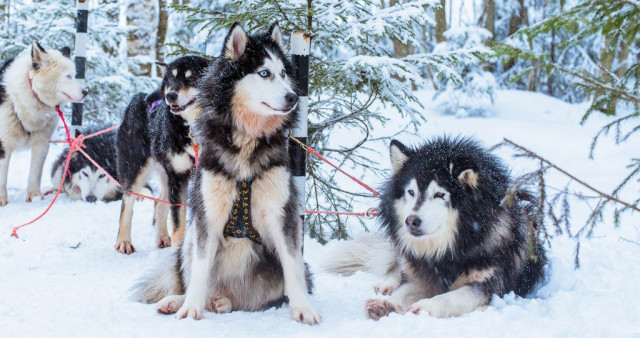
[115,55,211,254]
[0,41,86,206]
[50,125,121,203]
[325,136,547,319]
[130,22,321,325]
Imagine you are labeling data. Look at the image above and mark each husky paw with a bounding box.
[157,295,185,314]
[208,296,232,314]
[115,240,136,255]
[175,302,205,320]
[407,299,443,317]
[156,235,171,249]
[26,191,43,202]
[290,305,321,325]
[374,280,399,296]
[365,299,400,321]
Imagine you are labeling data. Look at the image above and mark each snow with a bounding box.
[2,90,640,337]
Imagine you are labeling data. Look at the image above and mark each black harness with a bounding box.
[223,180,263,244]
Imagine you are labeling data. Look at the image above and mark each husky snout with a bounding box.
[405,215,425,237]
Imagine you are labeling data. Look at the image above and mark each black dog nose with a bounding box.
[405,215,422,229]
[166,92,178,103]
[82,89,88,97]
[86,195,97,203]
[285,92,298,105]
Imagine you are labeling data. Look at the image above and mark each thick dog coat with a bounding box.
[131,22,321,325]
[0,41,86,206]
[115,55,211,254]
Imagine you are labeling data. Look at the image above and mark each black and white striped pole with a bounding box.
[72,0,88,131]
[289,32,310,233]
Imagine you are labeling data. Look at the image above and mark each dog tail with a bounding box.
[321,233,397,276]
[129,250,183,303]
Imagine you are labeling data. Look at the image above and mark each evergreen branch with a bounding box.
[271,0,291,25]
[503,138,640,213]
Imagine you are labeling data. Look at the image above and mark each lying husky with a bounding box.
[0,41,87,206]
[50,125,121,203]
[131,22,321,325]
[325,137,547,319]
[115,55,211,254]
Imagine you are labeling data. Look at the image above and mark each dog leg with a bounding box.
[153,172,171,249]
[157,295,186,314]
[407,285,489,318]
[175,232,219,320]
[374,267,402,296]
[116,163,151,254]
[0,149,11,206]
[168,173,189,248]
[208,296,232,314]
[26,140,49,202]
[366,281,423,320]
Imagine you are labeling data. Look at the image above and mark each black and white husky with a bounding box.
[115,55,211,254]
[325,137,547,319]
[131,22,321,325]
[50,125,121,202]
[0,41,87,206]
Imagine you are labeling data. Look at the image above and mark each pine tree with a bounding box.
[171,0,481,242]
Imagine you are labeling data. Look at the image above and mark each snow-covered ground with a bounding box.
[1,90,639,337]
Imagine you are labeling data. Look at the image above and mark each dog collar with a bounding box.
[223,180,262,244]
[27,76,46,106]
[147,99,163,114]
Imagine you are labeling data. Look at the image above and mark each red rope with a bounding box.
[11,107,183,238]
[305,208,378,218]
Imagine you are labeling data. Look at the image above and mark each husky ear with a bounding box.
[389,140,410,173]
[223,22,248,61]
[59,47,71,59]
[457,169,479,188]
[31,41,48,70]
[268,21,284,49]
[155,61,167,76]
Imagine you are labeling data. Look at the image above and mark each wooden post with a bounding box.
[289,32,310,242]
[72,0,88,131]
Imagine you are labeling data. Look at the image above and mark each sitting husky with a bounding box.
[115,55,211,254]
[0,41,87,206]
[131,22,321,325]
[325,137,547,319]
[50,125,121,203]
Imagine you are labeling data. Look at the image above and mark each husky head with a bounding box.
[29,41,87,106]
[380,137,510,259]
[199,22,298,137]
[68,165,118,203]
[157,56,210,120]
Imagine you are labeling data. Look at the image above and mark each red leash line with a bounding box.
[289,135,380,198]
[11,108,181,238]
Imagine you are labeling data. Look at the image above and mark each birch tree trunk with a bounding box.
[156,0,169,77]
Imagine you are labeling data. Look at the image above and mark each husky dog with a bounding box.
[131,22,320,325]
[0,41,87,206]
[115,55,211,254]
[325,137,547,319]
[50,125,121,203]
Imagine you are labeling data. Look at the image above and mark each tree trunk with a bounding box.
[435,0,446,43]
[389,0,414,58]
[156,0,169,77]
[482,0,495,39]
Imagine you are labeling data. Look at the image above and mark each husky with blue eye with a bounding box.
[131,22,320,325]
[50,125,121,203]
[324,136,547,320]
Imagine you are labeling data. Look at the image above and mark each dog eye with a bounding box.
[82,172,89,177]
[280,69,285,78]
[434,192,445,199]
[99,174,106,179]
[407,189,415,197]
[258,70,270,78]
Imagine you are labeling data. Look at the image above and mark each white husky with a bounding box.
[0,41,87,206]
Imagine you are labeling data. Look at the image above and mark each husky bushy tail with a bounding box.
[322,233,397,276]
